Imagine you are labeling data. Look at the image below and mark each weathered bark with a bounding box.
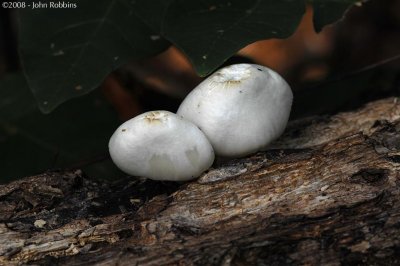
[2,98,400,265]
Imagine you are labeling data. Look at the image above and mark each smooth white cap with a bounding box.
[177,64,293,157]
[109,111,215,181]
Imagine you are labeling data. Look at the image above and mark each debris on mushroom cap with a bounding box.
[177,63,293,157]
[108,111,215,181]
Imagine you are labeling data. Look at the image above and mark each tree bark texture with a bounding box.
[2,98,400,265]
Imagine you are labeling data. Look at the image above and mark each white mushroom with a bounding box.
[109,111,215,181]
[177,63,293,157]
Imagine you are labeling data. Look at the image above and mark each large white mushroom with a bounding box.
[177,64,293,157]
[109,111,214,181]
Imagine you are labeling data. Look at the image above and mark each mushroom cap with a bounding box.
[177,64,293,157]
[109,111,215,181]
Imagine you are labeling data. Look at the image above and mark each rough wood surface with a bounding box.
[2,98,400,265]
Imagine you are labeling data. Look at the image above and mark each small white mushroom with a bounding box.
[109,111,215,181]
[177,63,293,157]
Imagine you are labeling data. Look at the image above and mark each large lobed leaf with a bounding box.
[132,0,305,76]
[19,0,357,112]
[18,0,169,113]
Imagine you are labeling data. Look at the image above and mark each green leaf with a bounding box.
[18,0,356,113]
[0,74,124,183]
[132,0,306,76]
[310,0,359,32]
[18,0,169,113]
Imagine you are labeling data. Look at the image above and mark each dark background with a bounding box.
[0,0,399,182]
